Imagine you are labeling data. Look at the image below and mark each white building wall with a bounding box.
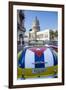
[24,29,57,42]
[24,32,29,42]
[37,29,50,41]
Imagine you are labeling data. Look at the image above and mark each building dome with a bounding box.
[32,16,40,31]
[32,16,39,26]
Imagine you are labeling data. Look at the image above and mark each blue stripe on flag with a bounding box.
[51,49,58,66]
[53,52,58,65]
[35,53,45,68]
[18,48,27,68]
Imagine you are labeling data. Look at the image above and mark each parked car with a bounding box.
[17,46,58,79]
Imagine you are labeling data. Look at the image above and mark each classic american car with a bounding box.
[17,45,58,79]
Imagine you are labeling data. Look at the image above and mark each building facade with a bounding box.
[28,16,58,42]
[37,29,50,41]
[17,10,26,47]
[29,16,40,41]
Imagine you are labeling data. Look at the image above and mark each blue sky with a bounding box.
[24,10,58,32]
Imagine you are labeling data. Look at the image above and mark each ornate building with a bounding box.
[28,16,58,42]
[29,16,40,41]
[17,10,26,47]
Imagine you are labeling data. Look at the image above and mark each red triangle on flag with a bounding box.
[29,47,46,57]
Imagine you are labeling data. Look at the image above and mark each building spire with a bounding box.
[35,16,38,21]
[32,16,40,31]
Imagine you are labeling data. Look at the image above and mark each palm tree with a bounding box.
[50,30,55,40]
[55,30,58,37]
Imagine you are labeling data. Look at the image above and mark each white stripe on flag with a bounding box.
[44,48,54,67]
[25,49,35,68]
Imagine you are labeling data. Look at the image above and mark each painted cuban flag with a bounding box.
[18,47,58,69]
